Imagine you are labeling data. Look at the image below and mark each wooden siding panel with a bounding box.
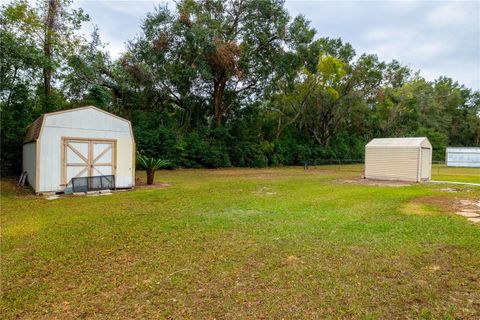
[365,147,420,182]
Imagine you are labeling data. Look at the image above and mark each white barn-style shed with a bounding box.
[365,137,432,182]
[446,147,480,167]
[23,106,135,193]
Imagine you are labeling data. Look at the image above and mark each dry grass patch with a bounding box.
[134,177,171,189]
[340,178,411,187]
[409,196,460,213]
[402,194,480,225]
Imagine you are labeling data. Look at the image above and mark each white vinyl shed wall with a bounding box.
[446,148,480,167]
[23,106,135,193]
[365,137,432,182]
[22,143,37,188]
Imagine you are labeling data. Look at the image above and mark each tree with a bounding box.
[0,0,93,174]
[2,0,89,112]
[40,0,89,112]
[1,1,43,174]
[1,1,43,108]
[124,0,314,127]
[373,74,480,159]
[137,155,170,185]
[42,0,56,110]
[1,0,89,113]
[2,0,479,174]
[272,53,384,146]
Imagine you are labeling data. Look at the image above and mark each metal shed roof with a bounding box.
[23,106,130,144]
[366,137,431,148]
[447,147,480,154]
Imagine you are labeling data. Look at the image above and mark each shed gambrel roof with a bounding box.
[23,115,44,144]
[366,137,431,148]
[23,106,131,144]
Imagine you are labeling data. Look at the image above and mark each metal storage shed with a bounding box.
[23,106,135,193]
[446,147,480,167]
[365,137,432,182]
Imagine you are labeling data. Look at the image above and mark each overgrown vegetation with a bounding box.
[1,0,479,175]
[2,165,479,318]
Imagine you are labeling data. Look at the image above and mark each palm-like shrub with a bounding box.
[137,155,170,185]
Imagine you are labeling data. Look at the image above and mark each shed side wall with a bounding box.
[365,147,419,182]
[22,142,37,190]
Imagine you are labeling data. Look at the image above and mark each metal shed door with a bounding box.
[62,138,116,186]
[420,147,431,181]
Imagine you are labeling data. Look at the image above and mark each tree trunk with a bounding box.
[43,0,58,113]
[213,76,227,127]
[146,169,155,185]
[5,66,18,110]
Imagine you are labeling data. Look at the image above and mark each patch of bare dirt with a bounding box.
[253,186,277,196]
[135,178,171,189]
[283,255,305,266]
[339,178,411,187]
[439,187,460,193]
[412,196,459,213]
[411,196,480,224]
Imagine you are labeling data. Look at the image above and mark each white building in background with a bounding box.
[446,148,480,167]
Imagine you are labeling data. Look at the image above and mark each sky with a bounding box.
[25,0,480,90]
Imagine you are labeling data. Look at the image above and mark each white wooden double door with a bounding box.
[62,138,116,186]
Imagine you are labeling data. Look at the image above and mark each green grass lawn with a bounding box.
[431,164,480,183]
[1,165,479,319]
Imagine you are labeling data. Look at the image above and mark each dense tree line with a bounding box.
[1,0,479,175]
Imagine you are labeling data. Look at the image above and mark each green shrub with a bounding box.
[136,154,170,185]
